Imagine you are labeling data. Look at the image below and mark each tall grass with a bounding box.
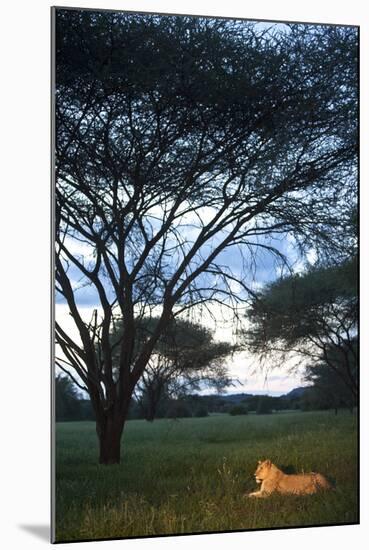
[55,410,358,542]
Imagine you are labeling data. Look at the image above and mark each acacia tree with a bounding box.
[243,258,358,401]
[54,9,358,464]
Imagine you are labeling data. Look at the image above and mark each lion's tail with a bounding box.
[313,473,332,490]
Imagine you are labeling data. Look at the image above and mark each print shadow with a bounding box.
[19,524,50,542]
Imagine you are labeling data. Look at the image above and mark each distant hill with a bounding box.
[193,388,308,415]
[217,393,253,403]
[206,388,308,402]
[202,392,286,403]
[283,387,308,399]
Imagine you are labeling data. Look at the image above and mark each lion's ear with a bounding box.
[258,460,261,464]
[265,459,271,466]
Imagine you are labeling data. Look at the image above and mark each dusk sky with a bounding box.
[56,227,311,395]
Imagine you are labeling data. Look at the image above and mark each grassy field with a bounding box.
[54,410,358,542]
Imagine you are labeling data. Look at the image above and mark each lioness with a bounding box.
[248,459,332,497]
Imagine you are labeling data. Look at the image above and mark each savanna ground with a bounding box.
[55,410,358,542]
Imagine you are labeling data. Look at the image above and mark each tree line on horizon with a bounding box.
[55,372,356,423]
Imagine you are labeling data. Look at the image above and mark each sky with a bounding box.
[55,225,308,305]
[55,210,312,396]
[55,237,308,397]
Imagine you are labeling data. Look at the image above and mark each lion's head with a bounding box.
[254,459,273,483]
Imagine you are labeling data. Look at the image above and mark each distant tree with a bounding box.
[166,400,192,419]
[229,405,248,416]
[303,345,357,413]
[55,374,97,421]
[55,10,358,463]
[110,317,233,421]
[55,374,82,421]
[78,399,96,420]
[244,257,358,402]
[277,397,294,410]
[256,396,273,414]
[300,386,336,412]
[242,395,258,412]
[198,395,228,414]
[193,404,209,417]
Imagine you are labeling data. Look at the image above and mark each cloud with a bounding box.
[54,301,304,395]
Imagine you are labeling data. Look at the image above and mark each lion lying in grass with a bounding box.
[248,459,332,497]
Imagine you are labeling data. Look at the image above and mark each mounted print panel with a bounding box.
[51,6,358,544]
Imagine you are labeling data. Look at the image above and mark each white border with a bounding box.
[1,1,367,549]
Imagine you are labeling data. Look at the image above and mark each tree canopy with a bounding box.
[243,257,358,398]
[54,9,358,463]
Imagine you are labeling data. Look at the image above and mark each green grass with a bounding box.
[55,410,358,542]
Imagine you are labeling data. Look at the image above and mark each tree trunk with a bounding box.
[145,390,159,422]
[96,412,125,465]
[145,406,155,422]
